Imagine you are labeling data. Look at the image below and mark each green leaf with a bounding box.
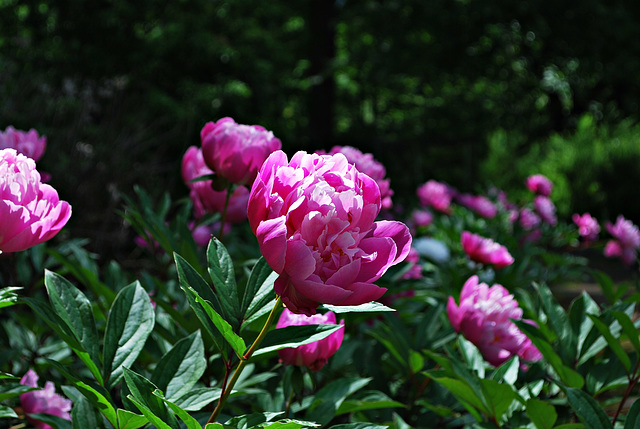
[123,368,179,429]
[59,377,117,428]
[0,383,36,401]
[21,297,84,350]
[569,293,600,358]
[611,311,640,355]
[242,257,277,322]
[321,302,395,313]
[72,396,106,429]
[0,286,20,309]
[480,379,517,421]
[565,388,613,429]
[151,330,206,401]
[262,420,321,428]
[27,413,72,429]
[171,387,222,411]
[224,412,284,428]
[535,282,576,361]
[306,378,372,425]
[429,376,488,417]
[44,270,103,384]
[587,314,631,372]
[0,404,18,418]
[207,238,241,329]
[329,424,388,429]
[103,282,155,389]
[336,391,405,415]
[127,395,175,429]
[526,399,558,429]
[492,356,519,385]
[253,324,344,356]
[182,285,246,358]
[117,409,149,429]
[624,396,640,429]
[158,393,203,429]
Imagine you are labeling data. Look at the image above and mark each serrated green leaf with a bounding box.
[207,238,241,329]
[103,282,155,389]
[117,409,149,429]
[253,324,344,356]
[151,331,206,401]
[565,388,613,429]
[526,398,557,429]
[587,314,631,372]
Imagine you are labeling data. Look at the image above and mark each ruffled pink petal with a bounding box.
[256,216,288,273]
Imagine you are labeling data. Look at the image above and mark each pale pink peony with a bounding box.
[181,146,249,223]
[604,216,640,265]
[519,208,541,231]
[534,195,557,226]
[0,126,47,162]
[456,194,497,219]
[447,276,542,367]
[525,174,553,196]
[201,117,281,186]
[0,149,71,253]
[20,369,72,429]
[417,180,454,214]
[461,231,514,269]
[248,150,412,315]
[276,308,344,371]
[572,213,600,242]
[325,146,394,209]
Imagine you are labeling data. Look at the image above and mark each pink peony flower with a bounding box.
[181,146,249,223]
[248,151,412,315]
[572,213,600,242]
[410,209,433,229]
[0,149,71,253]
[604,216,640,265]
[417,180,454,214]
[20,369,72,429]
[276,308,344,371]
[525,174,553,196]
[519,208,541,231]
[447,276,542,367]
[534,195,557,226]
[456,194,497,219]
[200,117,282,186]
[0,126,47,162]
[461,231,514,269]
[325,146,394,209]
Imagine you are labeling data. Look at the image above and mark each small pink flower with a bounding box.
[181,146,249,223]
[20,369,72,429]
[325,146,394,209]
[526,174,553,196]
[276,308,344,371]
[457,194,497,218]
[534,195,557,226]
[0,149,71,253]
[417,180,454,214]
[248,151,412,315]
[461,231,514,269]
[604,216,640,265]
[572,213,600,242]
[401,247,422,280]
[519,208,541,231]
[201,117,282,186]
[0,126,47,162]
[447,276,542,367]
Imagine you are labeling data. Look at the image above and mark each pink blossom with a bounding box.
[456,194,497,218]
[20,369,72,429]
[325,146,394,209]
[248,151,412,315]
[447,276,542,367]
[276,308,344,371]
[0,149,71,253]
[604,216,640,265]
[417,180,454,213]
[181,146,249,223]
[572,213,600,242]
[410,209,433,229]
[519,208,541,231]
[534,195,557,226]
[461,231,514,269]
[526,174,553,196]
[0,126,47,162]
[200,117,281,186]
[401,247,422,280]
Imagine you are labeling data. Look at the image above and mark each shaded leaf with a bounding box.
[565,388,613,429]
[254,324,344,356]
[526,398,557,429]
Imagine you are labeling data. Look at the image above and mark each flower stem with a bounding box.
[206,296,284,425]
[218,183,234,242]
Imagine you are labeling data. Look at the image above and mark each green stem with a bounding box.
[218,182,234,242]
[206,296,284,425]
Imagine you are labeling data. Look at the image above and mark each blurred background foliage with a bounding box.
[1,0,640,261]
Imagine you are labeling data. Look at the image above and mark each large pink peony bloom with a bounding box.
[276,308,344,371]
[447,276,542,367]
[534,195,557,226]
[0,126,47,162]
[461,231,514,269]
[0,149,71,253]
[604,216,640,265]
[456,194,497,219]
[248,150,412,315]
[201,117,282,186]
[325,146,394,209]
[526,174,553,196]
[20,369,72,429]
[572,213,600,242]
[181,146,249,223]
[417,180,454,214]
